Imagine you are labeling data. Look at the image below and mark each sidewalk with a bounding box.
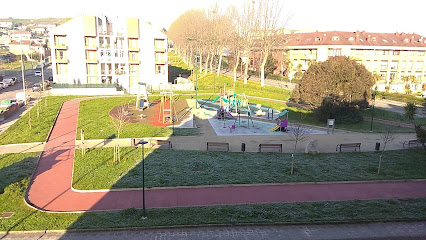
[2,221,426,240]
[24,99,426,212]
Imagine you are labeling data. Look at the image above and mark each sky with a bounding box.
[2,0,425,37]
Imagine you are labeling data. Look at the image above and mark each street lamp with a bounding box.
[370,91,376,132]
[135,140,149,219]
[19,39,27,105]
[39,42,45,91]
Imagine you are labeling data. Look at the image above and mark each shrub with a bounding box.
[314,98,363,124]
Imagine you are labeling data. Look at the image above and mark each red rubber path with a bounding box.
[25,99,426,212]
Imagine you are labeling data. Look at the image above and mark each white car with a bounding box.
[35,70,42,76]
[0,81,9,88]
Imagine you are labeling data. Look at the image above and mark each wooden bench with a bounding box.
[403,140,420,148]
[207,142,229,151]
[157,140,172,149]
[259,143,282,153]
[336,143,361,152]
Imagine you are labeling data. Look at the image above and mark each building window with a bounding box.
[390,61,398,70]
[407,61,413,69]
[56,50,66,60]
[408,51,414,56]
[328,48,341,57]
[393,50,400,55]
[128,38,138,49]
[314,37,321,41]
[389,72,396,81]
[293,50,298,55]
[56,63,67,75]
[348,37,354,41]
[155,52,165,62]
[332,36,339,41]
[382,50,390,55]
[129,64,139,74]
[354,49,363,55]
[401,51,407,56]
[380,72,386,80]
[380,61,388,70]
[86,64,97,75]
[418,51,425,56]
[365,60,370,69]
[415,72,422,81]
[372,37,377,41]
[400,61,406,70]
[155,64,165,74]
[371,60,377,69]
[415,62,423,70]
[154,39,165,49]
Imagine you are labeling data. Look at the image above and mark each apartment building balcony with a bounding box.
[85,45,98,50]
[86,58,98,64]
[129,59,140,64]
[55,57,68,63]
[128,46,140,51]
[54,44,67,50]
[154,47,166,52]
[155,59,166,64]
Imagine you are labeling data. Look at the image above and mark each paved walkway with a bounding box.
[2,221,426,239]
[24,99,426,212]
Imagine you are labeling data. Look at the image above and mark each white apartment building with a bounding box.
[50,15,168,93]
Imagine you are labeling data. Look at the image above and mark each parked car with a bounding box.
[0,81,9,88]
[3,78,16,86]
[32,83,41,91]
[35,70,42,76]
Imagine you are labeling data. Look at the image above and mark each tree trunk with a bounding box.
[209,51,214,74]
[233,51,240,83]
[244,60,249,84]
[199,53,203,73]
[377,142,387,174]
[205,52,210,74]
[217,49,223,76]
[260,52,268,87]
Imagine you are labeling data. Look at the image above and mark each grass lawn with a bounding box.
[1,152,425,231]
[77,97,173,140]
[72,148,426,190]
[0,96,76,145]
[239,98,417,133]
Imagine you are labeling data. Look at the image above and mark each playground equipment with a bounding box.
[158,92,177,124]
[270,110,289,132]
[136,84,150,110]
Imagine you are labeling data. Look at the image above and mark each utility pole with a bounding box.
[20,39,27,105]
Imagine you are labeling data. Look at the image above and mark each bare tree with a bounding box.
[110,105,129,163]
[255,0,289,87]
[289,124,310,174]
[377,129,395,175]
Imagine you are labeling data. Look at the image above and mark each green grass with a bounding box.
[77,97,172,140]
[244,98,416,133]
[0,152,425,231]
[377,92,424,105]
[0,96,76,145]
[73,148,426,190]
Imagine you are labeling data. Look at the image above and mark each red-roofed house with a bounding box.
[251,30,426,93]
[10,30,32,40]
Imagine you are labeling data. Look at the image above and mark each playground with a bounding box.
[109,85,325,136]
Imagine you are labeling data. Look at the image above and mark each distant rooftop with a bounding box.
[288,30,426,47]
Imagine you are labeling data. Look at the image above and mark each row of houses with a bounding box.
[251,30,426,94]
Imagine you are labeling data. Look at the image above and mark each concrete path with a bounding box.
[24,99,426,212]
[2,221,426,240]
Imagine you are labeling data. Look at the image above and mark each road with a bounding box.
[0,67,52,101]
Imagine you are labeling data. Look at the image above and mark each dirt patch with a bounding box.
[109,99,191,127]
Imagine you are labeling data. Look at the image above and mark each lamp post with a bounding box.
[195,55,199,109]
[39,42,45,91]
[19,39,27,105]
[135,140,149,219]
[370,91,376,132]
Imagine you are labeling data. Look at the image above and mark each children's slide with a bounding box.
[269,125,280,132]
[226,111,237,120]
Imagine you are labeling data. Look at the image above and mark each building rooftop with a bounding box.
[288,31,426,47]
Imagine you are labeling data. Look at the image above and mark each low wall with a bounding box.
[51,88,124,95]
